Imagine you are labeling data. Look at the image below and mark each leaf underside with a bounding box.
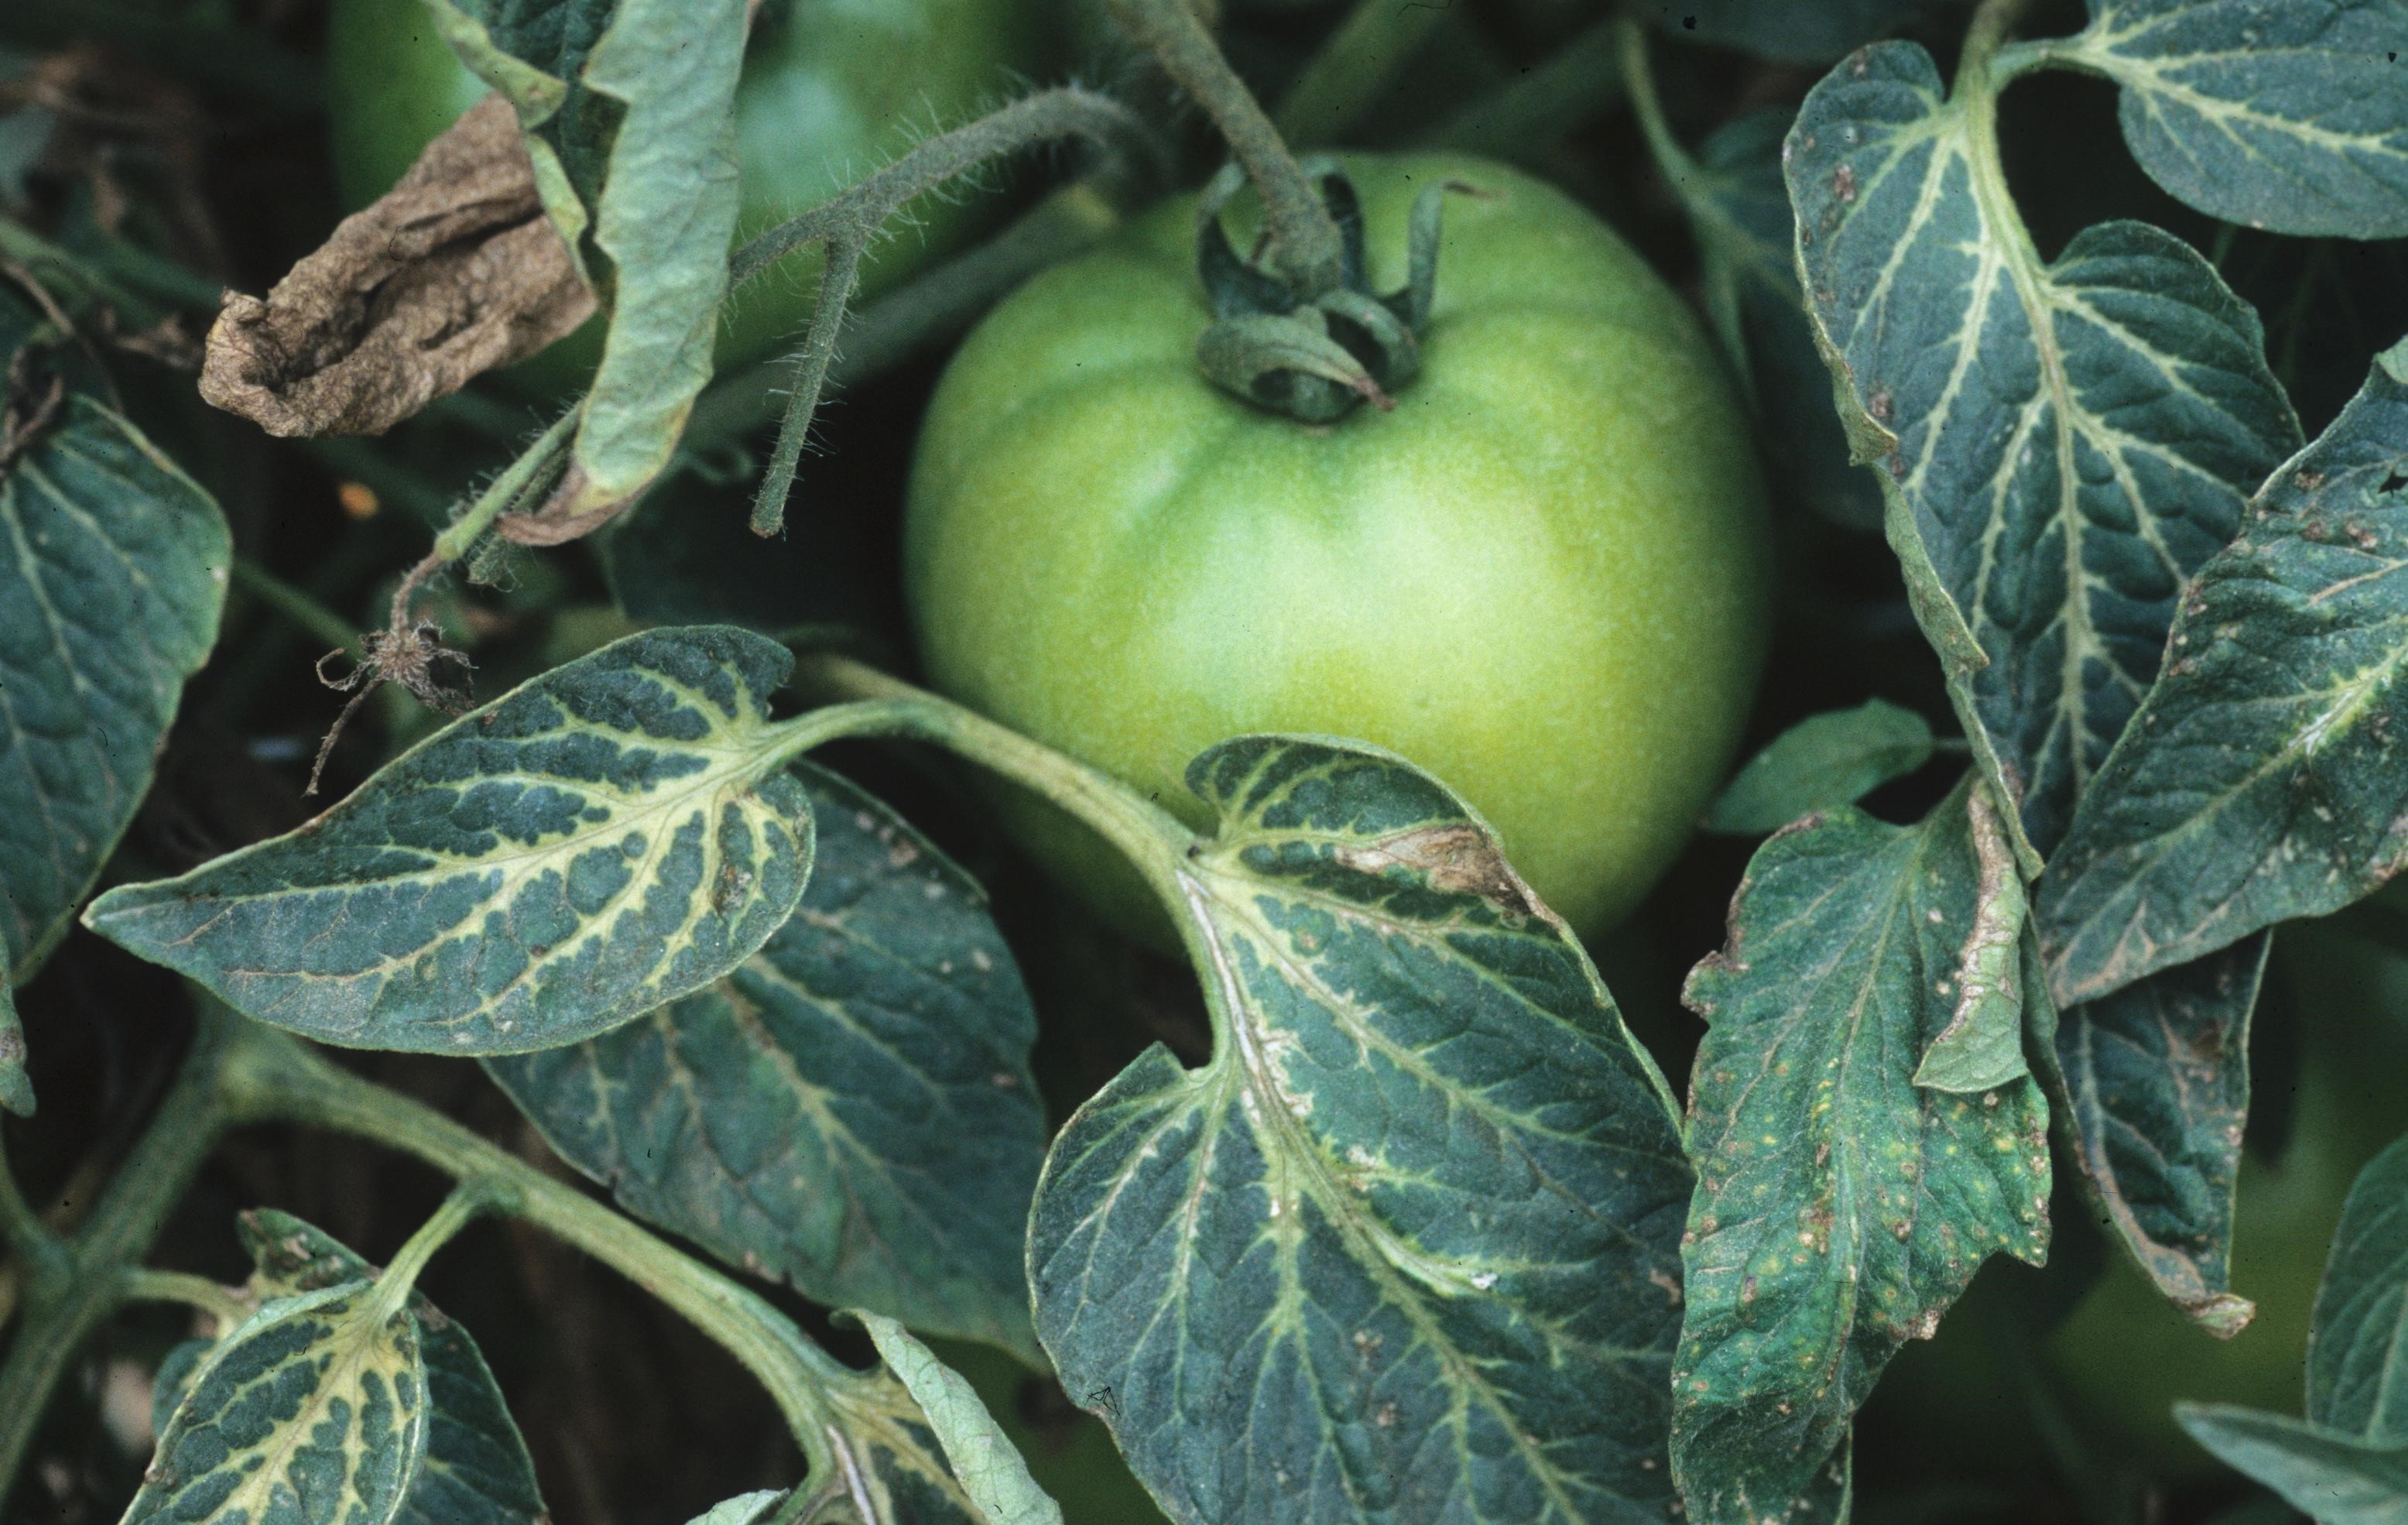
[1786,40,2301,864]
[487,762,1048,1361]
[0,394,228,978]
[84,626,812,1055]
[1029,736,1694,1525]
[0,979,29,1117]
[2042,343,2408,1005]
[1673,783,2050,1525]
[2047,937,2269,1330]
[858,1313,1065,1525]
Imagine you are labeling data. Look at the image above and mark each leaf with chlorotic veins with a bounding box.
[0,396,229,979]
[2046,937,2269,1334]
[1674,109,1885,533]
[0,979,28,1117]
[2060,0,2408,241]
[1786,41,2301,865]
[2177,1134,2408,1518]
[1707,698,1936,834]
[129,1281,427,1525]
[2042,341,2408,1006]
[235,1211,548,1525]
[858,1314,1064,1525]
[1673,780,2050,1525]
[1029,736,1694,1525]
[84,627,813,1055]
[485,763,1046,1362]
[1642,0,1930,63]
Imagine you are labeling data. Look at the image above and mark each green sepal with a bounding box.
[1190,160,1461,423]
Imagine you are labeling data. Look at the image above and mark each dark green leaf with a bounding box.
[1642,0,1930,63]
[2174,1407,2408,1522]
[150,1336,214,1441]
[557,0,746,523]
[130,1281,427,1525]
[1029,736,1693,1525]
[0,978,28,1116]
[0,396,229,978]
[423,0,747,525]
[236,1211,548,1525]
[2060,0,2408,240]
[1786,41,2302,864]
[2047,937,2269,1332]
[84,627,813,1056]
[486,763,1046,1361]
[1673,780,2050,1524]
[2308,1133,2408,1441]
[2041,341,2408,1006]
[1680,109,1885,533]
[858,1314,1064,1525]
[1706,699,1937,834]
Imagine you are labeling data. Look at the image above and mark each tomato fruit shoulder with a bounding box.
[905,152,1771,943]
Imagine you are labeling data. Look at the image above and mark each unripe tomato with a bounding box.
[325,0,1053,376]
[906,152,1770,942]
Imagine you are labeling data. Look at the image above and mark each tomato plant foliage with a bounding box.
[4,1,2408,1523]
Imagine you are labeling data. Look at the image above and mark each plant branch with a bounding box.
[1615,20,1695,189]
[1416,17,1625,163]
[730,86,1153,536]
[1108,0,1343,297]
[0,1132,67,1285]
[1272,0,1450,149]
[678,175,1129,476]
[230,559,359,657]
[0,1010,239,1503]
[213,1024,853,1478]
[118,1268,250,1332]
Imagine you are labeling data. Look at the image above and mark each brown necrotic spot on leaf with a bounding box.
[200,94,593,437]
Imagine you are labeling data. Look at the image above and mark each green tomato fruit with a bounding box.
[2040,918,2408,1475]
[906,152,1770,944]
[325,0,1052,379]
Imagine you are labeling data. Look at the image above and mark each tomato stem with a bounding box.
[728,86,1154,537]
[1108,0,1346,299]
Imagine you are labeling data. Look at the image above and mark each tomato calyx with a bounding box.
[1192,157,1468,423]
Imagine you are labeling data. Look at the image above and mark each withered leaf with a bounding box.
[200,94,593,437]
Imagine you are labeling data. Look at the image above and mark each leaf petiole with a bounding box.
[116,1268,252,1333]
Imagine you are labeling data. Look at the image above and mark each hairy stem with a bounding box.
[0,1012,238,1503]
[1272,0,1450,149]
[214,1024,852,1476]
[732,86,1151,536]
[680,176,1127,474]
[1107,0,1343,296]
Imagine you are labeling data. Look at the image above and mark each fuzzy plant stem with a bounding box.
[731,86,1153,536]
[1107,0,1344,296]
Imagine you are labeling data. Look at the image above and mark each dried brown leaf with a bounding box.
[200,94,593,437]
